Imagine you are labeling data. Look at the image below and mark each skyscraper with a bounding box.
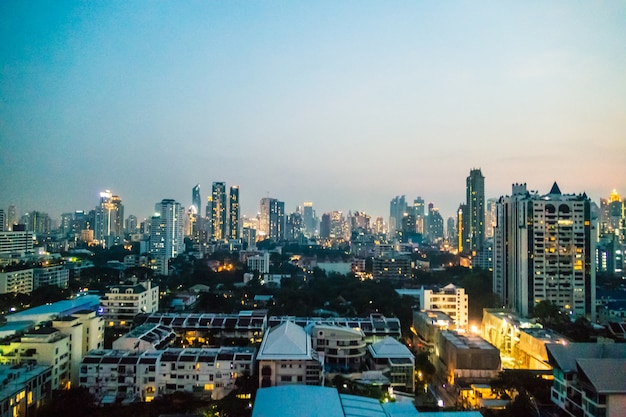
[303,202,315,237]
[0,209,4,232]
[192,184,201,216]
[389,196,407,235]
[493,183,596,320]
[466,168,485,252]
[150,199,184,274]
[210,182,227,241]
[94,190,124,247]
[229,186,240,240]
[7,206,17,231]
[259,198,284,241]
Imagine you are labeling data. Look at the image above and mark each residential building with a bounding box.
[80,347,255,403]
[209,182,227,241]
[101,281,159,327]
[150,199,184,275]
[493,183,596,320]
[0,268,33,294]
[112,323,175,351]
[0,327,71,390]
[396,284,469,329]
[547,343,626,417]
[367,337,415,391]
[372,255,411,280]
[256,322,321,388]
[94,190,124,247]
[465,168,485,252]
[247,252,270,274]
[0,231,34,262]
[229,185,240,240]
[310,325,366,372]
[259,198,284,241]
[32,263,69,290]
[0,363,52,417]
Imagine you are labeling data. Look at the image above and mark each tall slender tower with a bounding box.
[192,184,201,216]
[151,199,184,261]
[466,168,485,252]
[493,183,596,320]
[94,190,124,247]
[229,186,240,240]
[210,182,227,241]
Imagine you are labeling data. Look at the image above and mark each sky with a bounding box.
[1,1,625,223]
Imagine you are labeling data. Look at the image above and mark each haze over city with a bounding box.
[1,1,625,221]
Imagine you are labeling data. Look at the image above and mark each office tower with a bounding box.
[466,168,485,252]
[457,204,469,252]
[229,186,240,240]
[412,197,425,234]
[374,217,385,235]
[303,202,315,237]
[150,199,184,274]
[209,182,227,241]
[7,206,17,231]
[94,190,124,247]
[389,196,407,235]
[446,217,456,244]
[351,211,371,233]
[0,210,4,232]
[493,183,596,320]
[25,211,51,234]
[59,213,74,237]
[125,215,138,234]
[427,204,444,243]
[484,198,498,239]
[259,198,284,241]
[599,189,624,240]
[319,213,331,239]
[192,184,202,216]
[285,212,303,241]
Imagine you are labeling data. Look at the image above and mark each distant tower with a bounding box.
[389,196,407,235]
[466,169,485,252]
[446,217,456,244]
[303,202,315,237]
[94,190,124,247]
[0,209,4,232]
[7,206,17,231]
[210,182,227,241]
[150,199,185,274]
[192,184,201,216]
[493,182,596,320]
[229,186,240,240]
[259,198,284,241]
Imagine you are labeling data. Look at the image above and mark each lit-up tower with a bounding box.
[229,186,240,240]
[493,182,596,320]
[150,199,184,274]
[389,196,407,235]
[303,202,315,237]
[259,198,284,241]
[94,190,124,247]
[466,168,485,252]
[192,184,202,216]
[210,182,227,241]
[7,206,17,231]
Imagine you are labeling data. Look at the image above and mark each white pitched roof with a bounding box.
[257,321,312,360]
[368,337,413,359]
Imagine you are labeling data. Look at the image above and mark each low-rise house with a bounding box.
[367,337,415,392]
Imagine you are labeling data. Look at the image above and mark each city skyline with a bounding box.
[1,2,625,221]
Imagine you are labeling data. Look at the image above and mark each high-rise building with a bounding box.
[150,199,184,274]
[493,183,596,320]
[599,189,624,241]
[466,168,485,252]
[94,190,124,247]
[0,210,4,232]
[446,217,456,244]
[259,198,284,241]
[7,206,17,231]
[192,184,202,216]
[303,202,315,237]
[412,197,425,234]
[210,182,227,241]
[427,204,444,243]
[485,198,498,239]
[125,215,138,234]
[389,196,407,235]
[229,186,240,240]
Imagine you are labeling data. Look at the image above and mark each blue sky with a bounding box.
[1,1,625,222]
